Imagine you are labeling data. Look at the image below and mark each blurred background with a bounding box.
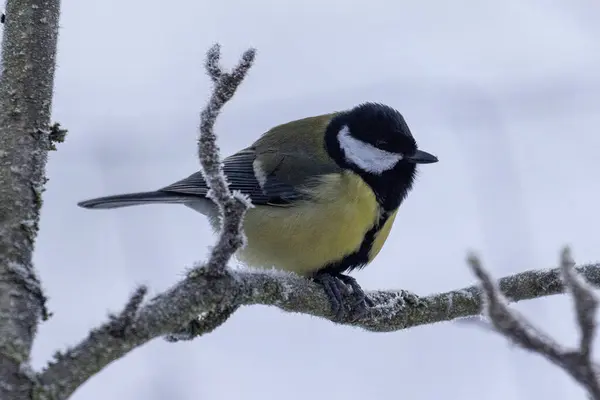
[6,0,600,398]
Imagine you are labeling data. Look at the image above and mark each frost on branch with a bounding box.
[167,44,256,341]
[107,286,148,338]
[196,43,256,276]
[164,305,240,343]
[470,247,600,399]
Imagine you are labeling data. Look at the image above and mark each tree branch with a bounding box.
[164,305,240,343]
[37,258,600,398]
[470,248,600,399]
[0,0,61,399]
[164,44,254,340]
[196,43,254,275]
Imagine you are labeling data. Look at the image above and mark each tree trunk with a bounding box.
[0,0,61,398]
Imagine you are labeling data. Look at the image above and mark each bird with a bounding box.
[78,102,438,320]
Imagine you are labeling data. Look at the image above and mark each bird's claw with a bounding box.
[314,273,373,321]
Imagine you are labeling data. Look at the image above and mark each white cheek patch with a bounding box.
[337,125,403,174]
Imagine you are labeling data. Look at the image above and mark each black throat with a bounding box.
[356,164,416,212]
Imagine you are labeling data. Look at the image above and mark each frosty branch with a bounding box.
[38,250,600,399]
[471,248,600,399]
[196,44,253,275]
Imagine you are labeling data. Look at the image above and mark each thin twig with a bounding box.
[560,248,598,360]
[470,247,600,400]
[468,253,565,359]
[164,45,256,340]
[196,43,256,275]
[107,286,148,338]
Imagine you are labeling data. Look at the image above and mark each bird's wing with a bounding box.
[158,147,341,206]
[161,113,342,206]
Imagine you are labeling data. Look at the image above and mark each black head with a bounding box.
[324,102,438,211]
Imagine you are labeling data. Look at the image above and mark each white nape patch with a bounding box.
[252,159,268,188]
[337,125,403,174]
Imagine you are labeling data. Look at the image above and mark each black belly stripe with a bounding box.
[317,210,392,276]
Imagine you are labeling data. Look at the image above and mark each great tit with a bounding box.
[78,102,438,319]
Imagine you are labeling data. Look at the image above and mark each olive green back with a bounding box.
[252,113,342,189]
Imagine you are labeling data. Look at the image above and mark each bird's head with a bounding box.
[325,102,438,209]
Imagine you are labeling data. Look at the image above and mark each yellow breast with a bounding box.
[368,209,398,261]
[236,171,390,276]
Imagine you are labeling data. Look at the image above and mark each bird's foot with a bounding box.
[313,273,374,321]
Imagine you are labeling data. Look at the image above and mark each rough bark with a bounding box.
[0,0,61,399]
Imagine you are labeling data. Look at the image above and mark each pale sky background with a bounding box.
[5,0,600,398]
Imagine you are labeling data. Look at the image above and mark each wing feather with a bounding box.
[159,149,311,206]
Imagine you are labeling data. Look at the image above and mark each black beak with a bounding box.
[405,149,438,164]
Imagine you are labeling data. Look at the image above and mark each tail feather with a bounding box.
[77,191,190,209]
